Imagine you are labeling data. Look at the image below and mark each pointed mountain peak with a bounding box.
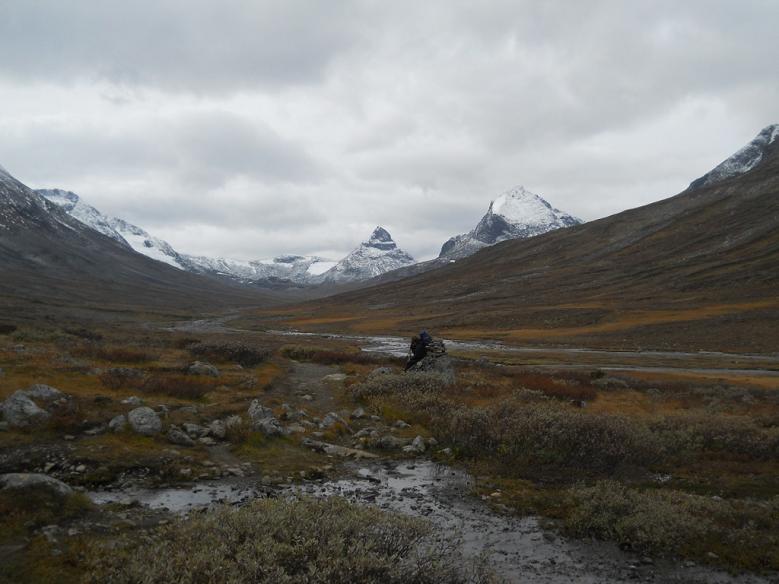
[368,226,394,244]
[366,226,398,250]
[689,123,779,190]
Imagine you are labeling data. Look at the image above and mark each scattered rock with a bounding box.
[108,414,127,432]
[187,361,220,377]
[248,400,274,424]
[302,438,379,459]
[75,464,86,473]
[350,407,366,419]
[373,435,409,450]
[183,423,208,438]
[255,417,285,437]
[121,396,144,406]
[402,435,426,454]
[127,407,162,435]
[198,436,217,446]
[1,390,50,428]
[224,415,243,431]
[177,405,199,415]
[168,425,195,447]
[0,473,73,497]
[320,412,348,430]
[208,420,227,439]
[83,425,105,436]
[286,424,307,434]
[393,420,411,429]
[300,394,314,402]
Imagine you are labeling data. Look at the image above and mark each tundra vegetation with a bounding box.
[0,322,777,582]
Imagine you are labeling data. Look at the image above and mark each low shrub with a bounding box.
[99,368,145,390]
[565,481,779,570]
[140,375,215,400]
[73,342,159,363]
[189,341,271,367]
[85,497,498,583]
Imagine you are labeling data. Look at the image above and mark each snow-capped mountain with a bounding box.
[689,124,779,189]
[439,186,581,259]
[37,189,337,285]
[315,227,415,283]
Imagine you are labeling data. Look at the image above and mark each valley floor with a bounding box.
[0,313,777,582]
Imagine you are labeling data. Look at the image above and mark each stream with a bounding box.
[89,461,772,584]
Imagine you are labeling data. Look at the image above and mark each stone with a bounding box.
[373,435,409,450]
[208,420,227,439]
[369,367,394,377]
[0,473,73,498]
[83,426,105,436]
[183,423,208,438]
[2,390,50,428]
[75,465,86,473]
[24,384,64,401]
[286,424,307,434]
[198,436,217,446]
[248,400,274,424]
[302,438,379,459]
[167,425,195,447]
[121,396,144,406]
[255,417,285,437]
[393,419,411,429]
[127,407,162,435]
[350,407,366,419]
[320,412,348,429]
[177,405,199,415]
[224,415,243,431]
[322,373,347,383]
[108,414,127,433]
[439,448,453,456]
[300,394,314,401]
[188,361,220,377]
[403,438,426,454]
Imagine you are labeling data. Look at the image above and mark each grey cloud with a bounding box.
[0,0,361,92]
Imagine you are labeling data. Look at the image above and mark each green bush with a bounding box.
[85,497,498,583]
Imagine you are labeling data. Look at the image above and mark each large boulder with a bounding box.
[1,390,50,428]
[127,407,162,435]
[0,473,73,497]
[408,340,455,383]
[23,384,64,401]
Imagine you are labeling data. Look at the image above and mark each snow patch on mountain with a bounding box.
[689,124,779,189]
[439,186,581,259]
[315,227,415,282]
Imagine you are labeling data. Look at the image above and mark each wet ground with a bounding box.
[89,461,773,584]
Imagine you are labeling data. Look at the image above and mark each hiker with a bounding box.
[405,331,431,371]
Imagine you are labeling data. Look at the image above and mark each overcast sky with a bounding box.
[0,1,777,261]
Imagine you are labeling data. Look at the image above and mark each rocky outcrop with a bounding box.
[248,400,284,436]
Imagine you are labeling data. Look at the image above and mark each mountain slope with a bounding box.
[272,125,779,352]
[315,227,415,283]
[0,167,274,315]
[38,189,333,285]
[440,186,581,259]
